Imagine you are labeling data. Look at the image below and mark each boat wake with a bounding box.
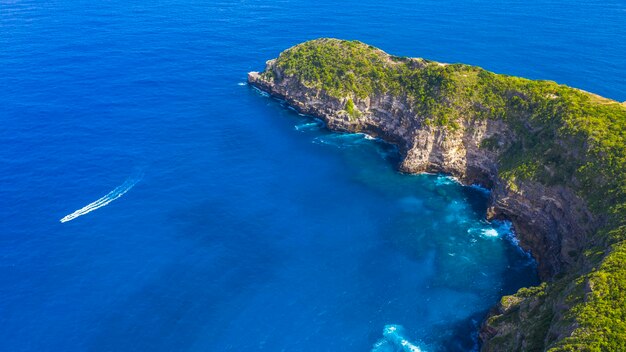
[60,171,143,223]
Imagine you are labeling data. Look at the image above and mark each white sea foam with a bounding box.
[467,220,514,239]
[481,228,499,237]
[251,86,269,97]
[294,121,321,131]
[435,175,458,186]
[312,133,366,148]
[60,172,143,223]
[492,220,520,245]
[487,220,515,240]
[371,325,424,352]
[237,82,246,86]
[469,183,491,195]
[363,133,377,140]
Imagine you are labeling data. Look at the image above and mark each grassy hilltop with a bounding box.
[259,38,626,351]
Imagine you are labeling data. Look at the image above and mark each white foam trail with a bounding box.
[435,174,458,186]
[467,220,514,239]
[363,133,377,140]
[371,325,425,352]
[251,86,270,97]
[294,121,321,131]
[481,228,499,237]
[60,173,142,223]
[237,82,246,86]
[312,132,369,148]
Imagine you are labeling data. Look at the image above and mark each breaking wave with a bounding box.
[371,325,424,352]
[312,132,368,148]
[466,220,513,239]
[251,86,269,97]
[435,174,459,186]
[469,183,491,195]
[60,171,143,223]
[294,120,323,131]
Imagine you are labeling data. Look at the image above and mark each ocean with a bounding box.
[1,0,624,351]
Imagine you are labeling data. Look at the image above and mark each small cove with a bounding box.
[1,0,623,351]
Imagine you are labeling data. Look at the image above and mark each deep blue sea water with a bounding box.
[1,1,625,351]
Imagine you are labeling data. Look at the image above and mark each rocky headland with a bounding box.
[248,39,626,351]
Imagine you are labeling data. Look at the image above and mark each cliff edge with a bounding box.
[248,38,626,351]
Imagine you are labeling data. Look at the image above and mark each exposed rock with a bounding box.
[247,39,626,350]
[249,62,596,280]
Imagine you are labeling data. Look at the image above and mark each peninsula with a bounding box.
[248,39,626,351]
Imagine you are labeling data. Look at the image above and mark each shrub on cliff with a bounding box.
[261,38,626,351]
[273,39,626,222]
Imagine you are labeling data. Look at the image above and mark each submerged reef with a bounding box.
[249,38,626,351]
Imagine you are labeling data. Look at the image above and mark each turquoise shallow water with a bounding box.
[1,0,624,351]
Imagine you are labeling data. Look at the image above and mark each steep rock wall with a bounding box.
[249,61,595,280]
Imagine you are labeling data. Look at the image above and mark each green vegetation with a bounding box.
[516,282,548,299]
[344,98,360,120]
[274,39,456,125]
[270,39,626,219]
[261,38,626,350]
[552,237,626,351]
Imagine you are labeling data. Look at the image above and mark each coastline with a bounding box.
[245,38,626,350]
[248,69,591,281]
[247,71,542,347]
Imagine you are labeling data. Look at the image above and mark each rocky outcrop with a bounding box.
[248,61,596,281]
[249,38,626,351]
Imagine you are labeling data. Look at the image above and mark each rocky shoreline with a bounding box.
[247,38,626,350]
[248,68,595,281]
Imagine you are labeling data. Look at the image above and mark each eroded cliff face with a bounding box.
[249,38,626,351]
[248,60,596,282]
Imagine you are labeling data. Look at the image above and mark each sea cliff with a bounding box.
[248,39,626,351]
